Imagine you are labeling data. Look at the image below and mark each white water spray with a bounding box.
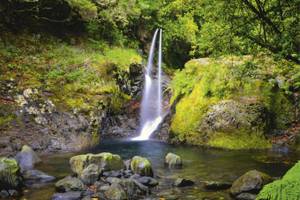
[132,29,164,141]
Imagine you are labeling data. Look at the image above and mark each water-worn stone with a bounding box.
[23,169,55,185]
[70,153,124,175]
[15,145,41,172]
[130,156,153,177]
[103,170,122,178]
[55,176,85,192]
[80,164,101,185]
[230,170,272,196]
[203,181,232,190]
[0,157,23,191]
[52,191,82,200]
[104,183,127,200]
[106,177,122,184]
[136,176,158,187]
[174,178,194,187]
[165,153,182,169]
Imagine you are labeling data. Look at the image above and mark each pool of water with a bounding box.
[22,139,299,200]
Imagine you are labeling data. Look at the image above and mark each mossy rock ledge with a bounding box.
[170,57,297,149]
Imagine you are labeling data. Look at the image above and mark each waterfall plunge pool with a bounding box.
[22,139,298,200]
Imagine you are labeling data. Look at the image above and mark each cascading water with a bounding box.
[132,29,164,141]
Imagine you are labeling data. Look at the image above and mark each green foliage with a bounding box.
[66,0,98,21]
[257,161,300,200]
[0,33,141,113]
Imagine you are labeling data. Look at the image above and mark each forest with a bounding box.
[0,0,299,200]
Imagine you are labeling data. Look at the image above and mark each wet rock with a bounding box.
[104,183,127,200]
[103,170,122,178]
[236,192,257,200]
[15,145,41,172]
[165,153,182,169]
[230,170,272,196]
[0,189,19,198]
[132,179,149,192]
[130,156,153,177]
[80,164,101,185]
[52,191,82,200]
[55,176,85,192]
[70,153,124,175]
[174,178,194,187]
[124,159,131,170]
[203,181,232,190]
[106,177,122,184]
[136,176,158,187]
[23,169,55,185]
[0,157,23,191]
[120,178,136,197]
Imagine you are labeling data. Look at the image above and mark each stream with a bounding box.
[23,139,298,200]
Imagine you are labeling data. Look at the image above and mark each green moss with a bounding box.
[130,156,153,177]
[208,131,271,150]
[257,161,300,200]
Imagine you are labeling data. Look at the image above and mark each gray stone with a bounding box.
[55,176,85,192]
[136,176,158,187]
[203,181,231,190]
[174,178,194,187]
[104,183,127,200]
[165,153,182,169]
[15,145,41,171]
[23,169,55,185]
[230,170,272,196]
[52,191,82,200]
[80,164,101,185]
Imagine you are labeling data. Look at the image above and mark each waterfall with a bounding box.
[132,29,164,141]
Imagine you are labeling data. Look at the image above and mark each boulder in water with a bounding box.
[23,169,55,185]
[15,145,41,172]
[104,183,127,200]
[0,157,23,192]
[230,170,272,197]
[136,176,158,187]
[130,156,153,177]
[203,181,232,190]
[69,152,124,175]
[80,164,101,185]
[165,153,182,169]
[174,178,194,187]
[55,176,85,192]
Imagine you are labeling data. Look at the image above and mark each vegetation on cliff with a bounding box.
[170,56,299,149]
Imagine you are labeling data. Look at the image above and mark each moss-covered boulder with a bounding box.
[165,153,182,169]
[70,152,124,175]
[257,161,300,200]
[230,170,272,197]
[104,183,127,200]
[80,164,101,185]
[130,156,153,177]
[55,176,85,192]
[170,57,297,149]
[0,157,23,191]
